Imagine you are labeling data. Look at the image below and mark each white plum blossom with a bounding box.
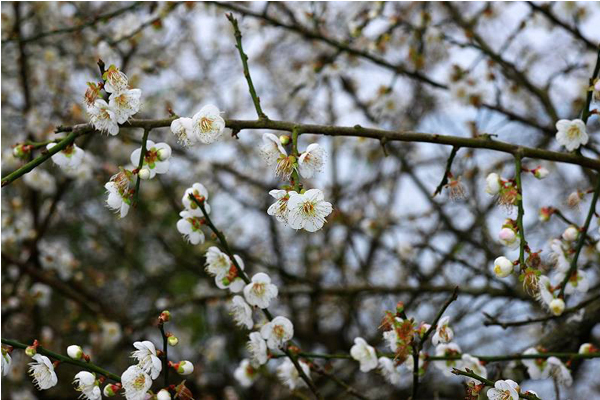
[192,105,225,144]
[277,358,310,390]
[431,316,453,346]
[243,272,278,309]
[555,119,588,151]
[2,348,11,376]
[267,189,294,223]
[461,354,487,384]
[73,371,101,400]
[182,183,211,217]
[205,247,231,278]
[434,343,462,377]
[487,379,520,400]
[130,141,172,180]
[260,133,287,165]
[88,100,119,136]
[28,354,58,390]
[176,210,205,245]
[286,189,333,232]
[233,359,258,388]
[230,295,254,330]
[298,143,326,178]
[121,365,152,400]
[493,256,513,278]
[522,348,548,379]
[103,65,129,94]
[170,117,195,147]
[350,337,378,372]
[547,357,572,386]
[215,254,246,293]
[109,88,142,123]
[247,332,268,366]
[131,341,162,380]
[549,298,565,316]
[485,173,501,195]
[47,143,85,170]
[260,316,294,350]
[555,269,589,294]
[105,179,132,218]
[536,275,555,309]
[378,357,402,385]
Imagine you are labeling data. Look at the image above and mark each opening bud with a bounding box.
[549,298,565,316]
[168,335,179,347]
[157,389,172,400]
[157,148,171,161]
[67,345,83,360]
[25,346,37,357]
[175,360,194,375]
[103,383,121,397]
[279,135,290,145]
[138,168,151,180]
[159,310,171,323]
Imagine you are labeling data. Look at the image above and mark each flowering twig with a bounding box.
[451,368,541,400]
[412,286,459,399]
[3,117,600,190]
[188,194,323,399]
[514,153,527,271]
[558,177,600,299]
[433,146,460,197]
[226,13,269,120]
[1,338,121,382]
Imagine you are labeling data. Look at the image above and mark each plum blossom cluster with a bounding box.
[348,303,487,388]
[170,105,226,146]
[262,133,333,232]
[174,182,308,390]
[86,65,142,136]
[2,312,194,400]
[521,347,573,387]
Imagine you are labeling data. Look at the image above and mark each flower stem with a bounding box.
[514,153,527,271]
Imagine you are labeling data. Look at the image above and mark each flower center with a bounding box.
[302,201,316,216]
[133,374,146,390]
[199,117,214,133]
[252,282,266,296]
[273,324,285,339]
[566,125,581,139]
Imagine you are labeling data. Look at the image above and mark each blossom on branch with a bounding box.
[28,354,58,390]
[230,295,254,330]
[130,141,172,180]
[350,337,378,372]
[109,88,142,124]
[277,358,310,390]
[247,332,268,366]
[286,189,333,232]
[192,105,225,144]
[260,316,294,350]
[121,365,152,400]
[233,359,258,388]
[88,99,119,136]
[47,143,85,171]
[486,379,520,400]
[131,341,162,380]
[243,272,278,309]
[176,210,206,245]
[260,133,287,165]
[73,371,101,400]
[298,143,326,179]
[555,119,588,151]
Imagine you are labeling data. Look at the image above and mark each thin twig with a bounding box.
[226,13,269,120]
[1,338,121,382]
[433,146,459,197]
[133,128,151,206]
[514,153,527,271]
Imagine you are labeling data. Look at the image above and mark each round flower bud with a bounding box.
[176,360,194,375]
[279,135,290,145]
[67,345,83,360]
[168,335,179,347]
[562,226,578,242]
[498,227,517,247]
[157,389,172,400]
[157,147,171,161]
[103,384,119,397]
[160,310,171,322]
[138,168,151,180]
[493,256,513,278]
[549,298,565,316]
[25,346,37,357]
[485,173,501,195]
[579,343,593,354]
[534,167,549,180]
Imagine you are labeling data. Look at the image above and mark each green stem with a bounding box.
[291,126,302,192]
[1,129,79,187]
[514,154,527,271]
[2,338,121,382]
[558,176,600,298]
[159,324,169,388]
[226,13,268,120]
[133,128,151,206]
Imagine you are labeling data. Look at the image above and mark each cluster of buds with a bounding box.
[485,173,519,210]
[498,219,519,249]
